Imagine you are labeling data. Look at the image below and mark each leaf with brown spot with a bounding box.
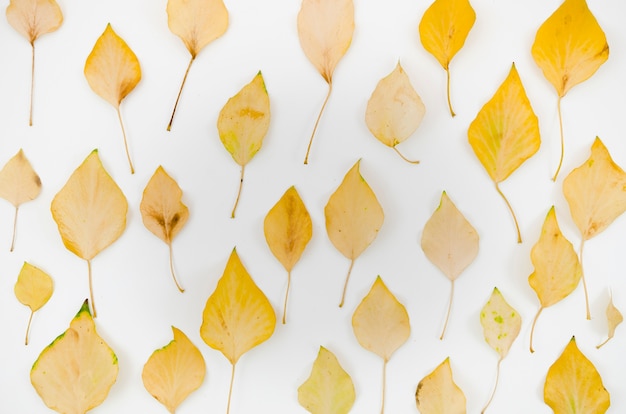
[416,357,466,414]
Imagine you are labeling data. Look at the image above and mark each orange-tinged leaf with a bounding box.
[31,300,118,414]
[597,293,623,349]
[14,262,53,345]
[142,327,206,413]
[416,357,466,414]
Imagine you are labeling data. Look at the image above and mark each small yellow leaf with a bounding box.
[325,160,384,307]
[297,346,355,414]
[14,262,53,345]
[544,337,610,414]
[142,326,206,414]
[31,300,118,414]
[416,357,466,414]
[597,293,623,349]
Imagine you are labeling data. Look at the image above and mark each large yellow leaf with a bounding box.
[324,160,384,307]
[597,293,623,349]
[297,346,355,414]
[14,262,53,345]
[140,166,189,292]
[0,149,41,251]
[421,191,478,339]
[415,357,466,414]
[263,186,312,324]
[142,326,206,413]
[544,337,610,414]
[84,23,141,173]
[468,63,540,243]
[31,300,118,414]
[418,0,475,117]
[166,0,228,130]
[218,71,270,218]
[352,276,410,414]
[297,0,354,163]
[51,150,128,317]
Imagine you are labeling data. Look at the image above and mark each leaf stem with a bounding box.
[481,357,502,413]
[87,259,97,318]
[380,359,388,414]
[25,310,34,345]
[552,96,564,181]
[339,258,355,308]
[29,42,35,126]
[226,363,236,414]
[495,182,521,243]
[168,242,184,292]
[445,67,455,117]
[392,145,419,164]
[440,279,455,340]
[10,206,18,252]
[116,106,135,174]
[529,306,544,353]
[282,270,292,324]
[231,165,245,218]
[596,336,610,349]
[304,81,333,164]
[167,56,195,131]
[580,240,591,320]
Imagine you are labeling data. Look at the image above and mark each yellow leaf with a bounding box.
[297,0,354,164]
[528,206,581,353]
[418,0,475,117]
[140,166,189,292]
[297,346,355,414]
[31,300,118,414]
[0,149,41,251]
[468,63,540,243]
[324,160,384,307]
[597,292,623,349]
[365,62,425,164]
[166,0,228,130]
[421,191,478,339]
[352,276,410,414]
[263,186,312,324]
[544,337,610,414]
[415,357,466,414]
[217,71,270,218]
[142,326,206,414]
[51,150,128,317]
[14,262,53,345]
[84,23,141,173]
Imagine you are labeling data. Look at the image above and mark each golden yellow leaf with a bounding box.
[142,326,206,413]
[297,346,355,414]
[14,262,53,345]
[415,357,466,414]
[365,62,425,164]
[468,63,540,243]
[324,160,384,307]
[6,0,63,125]
[298,0,354,163]
[51,150,128,317]
[200,248,275,413]
[31,300,118,414]
[421,191,478,339]
[544,337,610,414]
[166,0,228,131]
[418,0,475,117]
[597,292,623,349]
[84,23,141,174]
[0,149,41,251]
[263,186,312,324]
[352,276,410,414]
[140,166,189,292]
[217,71,270,218]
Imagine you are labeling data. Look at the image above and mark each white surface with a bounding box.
[1,0,625,413]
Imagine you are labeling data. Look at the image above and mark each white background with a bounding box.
[0,0,625,413]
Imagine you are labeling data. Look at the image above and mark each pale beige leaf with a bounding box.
[14,262,53,345]
[416,357,466,414]
[6,0,63,43]
[597,293,623,349]
[167,0,228,58]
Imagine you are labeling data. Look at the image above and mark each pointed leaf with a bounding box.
[416,357,466,414]
[167,0,228,58]
[597,293,623,348]
[6,0,63,44]
[480,288,521,359]
[14,262,53,313]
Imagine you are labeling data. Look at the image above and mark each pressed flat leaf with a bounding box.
[416,357,466,414]
[14,262,53,345]
[31,300,118,414]
[298,346,355,414]
[597,293,623,349]
[544,337,610,414]
[142,327,206,413]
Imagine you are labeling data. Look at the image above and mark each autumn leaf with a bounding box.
[532,0,608,180]
[0,149,41,251]
[479,287,521,413]
[200,248,275,414]
[14,262,53,345]
[352,276,410,414]
[84,23,141,174]
[415,357,466,414]
[421,191,478,339]
[597,292,623,349]
[544,337,610,413]
[298,0,354,164]
[325,160,384,307]
[563,137,626,319]
[298,346,355,414]
[218,71,270,218]
[528,206,581,353]
[140,166,189,292]
[5,0,63,125]
[418,0,475,117]
[468,63,540,243]
[51,150,128,317]
[142,326,206,413]
[365,62,425,164]
[31,300,118,414]
[166,0,228,131]
[263,186,312,324]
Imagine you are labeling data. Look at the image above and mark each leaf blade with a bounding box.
[167,0,228,58]
[416,357,466,414]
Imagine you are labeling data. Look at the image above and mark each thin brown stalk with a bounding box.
[226,363,236,414]
[551,96,564,181]
[25,311,34,345]
[380,359,388,414]
[231,165,245,218]
[339,258,355,308]
[303,82,333,164]
[87,259,97,317]
[282,270,292,324]
[495,182,521,243]
[445,67,456,117]
[580,240,591,320]
[9,206,18,252]
[440,279,455,340]
[167,56,195,131]
[29,42,35,126]
[116,106,135,174]
[529,306,544,353]
[393,146,419,164]
[168,242,184,292]
[481,357,502,413]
